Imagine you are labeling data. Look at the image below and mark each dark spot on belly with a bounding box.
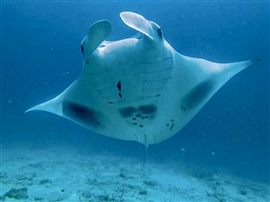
[63,102,100,127]
[138,104,157,114]
[119,105,157,119]
[117,81,121,91]
[181,77,215,110]
[170,123,174,131]
[119,107,137,118]
[117,81,122,98]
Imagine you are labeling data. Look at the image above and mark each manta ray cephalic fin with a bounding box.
[81,20,112,63]
[120,11,160,40]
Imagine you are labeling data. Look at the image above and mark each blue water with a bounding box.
[2,1,269,183]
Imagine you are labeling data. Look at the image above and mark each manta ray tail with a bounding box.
[143,134,149,166]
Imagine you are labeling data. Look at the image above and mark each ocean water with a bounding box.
[1,1,269,195]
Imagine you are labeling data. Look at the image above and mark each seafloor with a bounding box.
[1,143,269,202]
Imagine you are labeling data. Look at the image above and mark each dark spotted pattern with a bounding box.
[119,104,158,118]
[181,77,215,111]
[117,81,121,91]
[166,119,175,131]
[119,107,137,118]
[117,81,122,98]
[119,105,158,129]
[138,105,157,114]
[63,102,100,127]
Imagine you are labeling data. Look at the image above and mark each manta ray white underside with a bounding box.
[26,11,259,146]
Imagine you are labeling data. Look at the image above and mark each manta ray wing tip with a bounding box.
[25,106,36,113]
[251,58,261,66]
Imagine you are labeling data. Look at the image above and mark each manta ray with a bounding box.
[26,11,259,147]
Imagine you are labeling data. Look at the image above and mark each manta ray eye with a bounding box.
[80,45,84,55]
[157,28,162,38]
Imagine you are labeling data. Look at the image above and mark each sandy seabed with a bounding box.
[0,144,269,202]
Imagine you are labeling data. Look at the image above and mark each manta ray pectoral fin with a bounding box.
[25,96,62,116]
[212,59,260,94]
[180,58,260,110]
[215,59,260,79]
[120,11,160,40]
[80,20,112,63]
